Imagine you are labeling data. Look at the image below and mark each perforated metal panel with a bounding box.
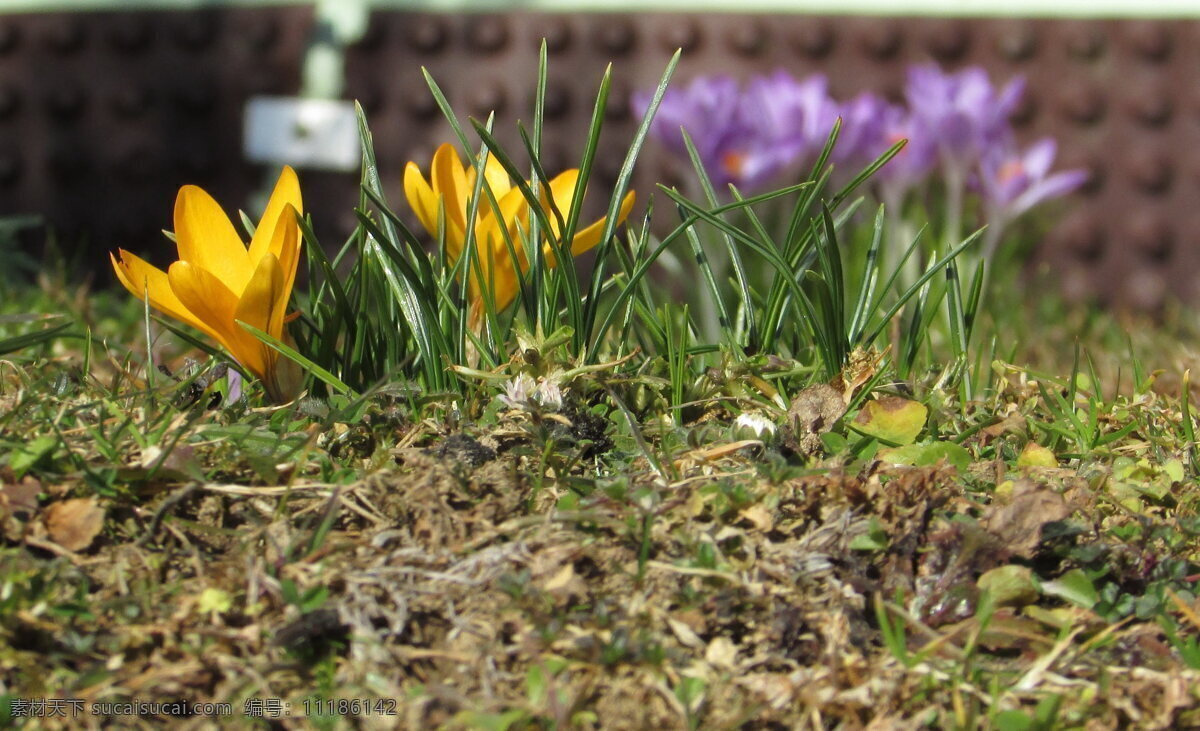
[0,8,310,257]
[1,9,1197,308]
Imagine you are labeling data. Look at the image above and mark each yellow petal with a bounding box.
[481,152,512,199]
[168,261,266,380]
[234,252,287,396]
[490,251,523,312]
[111,250,223,344]
[487,184,530,237]
[173,184,252,295]
[542,169,581,237]
[543,190,636,267]
[469,186,528,282]
[468,234,523,314]
[268,203,301,309]
[570,190,636,257]
[430,143,469,234]
[235,252,285,338]
[403,161,439,238]
[408,150,466,260]
[237,253,302,403]
[247,165,303,265]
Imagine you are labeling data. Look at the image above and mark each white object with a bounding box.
[243,96,360,172]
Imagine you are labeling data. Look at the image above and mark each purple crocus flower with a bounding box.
[741,71,840,167]
[904,64,1024,168]
[873,103,938,190]
[833,92,890,165]
[977,138,1087,221]
[633,71,844,191]
[633,75,744,164]
[633,75,781,188]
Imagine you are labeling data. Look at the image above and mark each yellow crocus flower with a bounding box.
[111,166,304,403]
[403,143,635,324]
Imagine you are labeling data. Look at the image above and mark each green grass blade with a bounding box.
[581,50,681,359]
[0,317,72,357]
[864,227,984,345]
[848,205,885,345]
[682,129,754,348]
[237,321,357,397]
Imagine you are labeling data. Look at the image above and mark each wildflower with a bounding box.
[403,143,634,323]
[741,71,840,168]
[635,72,840,190]
[872,103,938,197]
[832,92,890,165]
[977,138,1087,222]
[976,138,1087,257]
[904,64,1024,168]
[110,167,303,403]
[499,373,537,410]
[633,76,756,186]
[499,372,563,411]
[734,412,777,440]
[226,368,243,404]
[534,378,563,411]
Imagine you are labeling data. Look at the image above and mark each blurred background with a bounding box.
[1,1,1199,309]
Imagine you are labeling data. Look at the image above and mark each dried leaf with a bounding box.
[738,503,774,532]
[974,413,1026,445]
[1,476,41,519]
[704,636,738,670]
[982,482,1072,558]
[543,562,587,601]
[786,383,846,455]
[43,497,105,552]
[833,347,883,404]
[667,616,705,649]
[0,476,42,542]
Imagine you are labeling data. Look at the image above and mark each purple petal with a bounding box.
[1021,138,1057,179]
[1009,168,1088,218]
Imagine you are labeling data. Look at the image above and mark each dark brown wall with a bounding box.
[1,8,1197,309]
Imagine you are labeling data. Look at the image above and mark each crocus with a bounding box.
[633,76,755,186]
[634,72,838,190]
[111,167,303,403]
[833,92,891,165]
[904,64,1024,168]
[977,138,1087,221]
[404,143,635,324]
[976,138,1087,257]
[741,71,840,168]
[866,102,937,200]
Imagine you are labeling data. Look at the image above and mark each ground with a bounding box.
[3,290,1200,731]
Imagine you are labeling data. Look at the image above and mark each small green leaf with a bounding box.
[1041,569,1098,609]
[879,441,971,472]
[526,666,548,706]
[300,585,329,614]
[851,397,927,445]
[197,588,234,614]
[1017,442,1057,468]
[1163,458,1184,483]
[993,710,1036,731]
[978,565,1038,607]
[674,676,706,711]
[10,435,58,478]
[849,516,888,552]
[820,431,849,454]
